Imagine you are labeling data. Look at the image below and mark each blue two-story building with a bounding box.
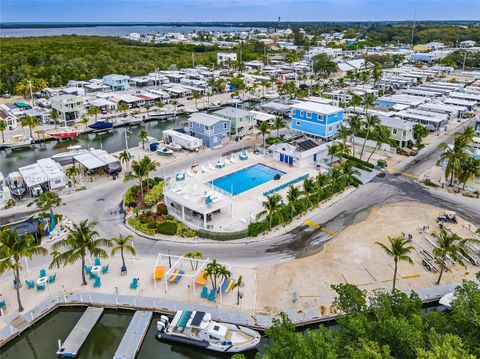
[290,101,344,139]
[188,113,231,148]
[103,74,130,91]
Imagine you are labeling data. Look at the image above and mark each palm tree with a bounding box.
[118,102,129,114]
[232,275,244,305]
[184,252,203,270]
[372,64,383,87]
[15,79,34,104]
[340,161,360,188]
[36,190,61,216]
[257,121,271,152]
[286,186,301,219]
[32,78,48,94]
[413,123,430,148]
[375,236,414,291]
[359,115,381,160]
[124,158,148,202]
[458,157,480,190]
[50,110,60,127]
[21,115,40,138]
[257,194,282,230]
[79,115,89,129]
[0,230,48,311]
[205,260,219,291]
[367,125,391,163]
[88,106,100,121]
[273,116,285,138]
[349,94,362,112]
[216,265,231,292]
[140,155,159,191]
[337,124,350,147]
[171,100,178,114]
[302,177,317,207]
[336,142,351,163]
[433,230,474,285]
[362,93,376,116]
[138,130,148,150]
[111,234,136,272]
[50,220,111,285]
[119,150,131,171]
[347,114,362,157]
[327,142,340,164]
[0,120,7,143]
[192,92,202,109]
[65,166,80,187]
[436,137,470,186]
[458,126,475,144]
[155,101,165,109]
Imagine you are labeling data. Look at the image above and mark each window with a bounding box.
[223,122,227,129]
[196,123,200,128]
[307,112,312,119]
[209,335,220,340]
[189,122,193,128]
[392,129,398,135]
[328,126,333,132]
[300,111,305,117]
[296,120,301,126]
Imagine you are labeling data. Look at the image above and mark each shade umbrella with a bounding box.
[49,212,56,232]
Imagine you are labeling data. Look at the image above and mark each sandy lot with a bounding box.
[255,202,479,314]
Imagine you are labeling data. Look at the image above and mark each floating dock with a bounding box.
[57,306,104,357]
[114,311,153,359]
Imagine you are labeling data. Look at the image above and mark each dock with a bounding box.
[114,311,153,359]
[57,306,104,357]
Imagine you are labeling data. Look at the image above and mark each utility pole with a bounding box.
[462,51,467,71]
[192,52,195,67]
[410,10,416,49]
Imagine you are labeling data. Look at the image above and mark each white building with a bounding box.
[51,94,85,125]
[217,52,237,65]
[0,172,12,208]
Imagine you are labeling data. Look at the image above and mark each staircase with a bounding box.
[238,121,255,138]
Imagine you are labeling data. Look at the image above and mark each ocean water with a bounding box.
[0,25,260,38]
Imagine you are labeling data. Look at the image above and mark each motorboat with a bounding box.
[150,111,175,121]
[48,128,79,140]
[6,171,26,197]
[157,147,174,156]
[156,310,261,353]
[1,135,33,150]
[165,142,182,152]
[51,145,88,165]
[439,292,455,309]
[117,117,142,126]
[88,120,113,132]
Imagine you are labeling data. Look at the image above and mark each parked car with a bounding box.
[401,147,418,156]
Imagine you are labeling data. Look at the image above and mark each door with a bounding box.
[280,153,284,162]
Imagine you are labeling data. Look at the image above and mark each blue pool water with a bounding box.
[209,163,285,195]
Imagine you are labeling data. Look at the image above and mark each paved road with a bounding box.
[2,119,479,268]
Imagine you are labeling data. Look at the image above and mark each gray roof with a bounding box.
[188,113,229,126]
[378,116,414,131]
[213,106,253,119]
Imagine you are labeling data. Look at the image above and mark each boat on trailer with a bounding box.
[49,127,79,140]
[156,310,261,353]
[157,147,174,156]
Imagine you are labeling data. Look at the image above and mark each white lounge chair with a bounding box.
[208,162,215,170]
[230,156,237,163]
[187,170,194,177]
[225,159,232,165]
[201,165,209,173]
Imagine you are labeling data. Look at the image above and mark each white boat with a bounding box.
[156,310,261,353]
[439,292,456,309]
[150,111,175,120]
[2,135,33,150]
[51,145,88,164]
[157,147,174,156]
[165,142,182,151]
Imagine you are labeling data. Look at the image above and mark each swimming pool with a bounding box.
[209,163,285,195]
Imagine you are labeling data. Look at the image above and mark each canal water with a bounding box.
[0,308,264,358]
[0,116,186,175]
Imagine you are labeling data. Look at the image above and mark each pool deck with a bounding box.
[163,151,319,231]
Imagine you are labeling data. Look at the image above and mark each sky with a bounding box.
[1,0,480,22]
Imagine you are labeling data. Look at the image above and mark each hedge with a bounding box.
[248,221,270,237]
[156,220,178,235]
[124,185,138,207]
[197,229,249,241]
[346,159,372,172]
[343,154,375,169]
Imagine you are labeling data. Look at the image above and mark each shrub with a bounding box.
[197,229,249,240]
[156,203,168,215]
[128,217,156,235]
[266,137,282,145]
[156,220,178,235]
[343,154,375,168]
[142,178,158,189]
[176,222,197,237]
[248,221,269,237]
[124,185,138,206]
[144,182,165,207]
[346,160,372,172]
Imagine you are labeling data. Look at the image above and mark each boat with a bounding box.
[6,171,26,197]
[156,310,261,353]
[165,142,182,151]
[51,145,88,165]
[1,135,33,150]
[157,147,174,156]
[150,111,175,121]
[49,128,79,140]
[88,121,113,132]
[439,292,455,309]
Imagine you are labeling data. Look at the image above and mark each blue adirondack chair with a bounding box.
[37,283,46,291]
[39,269,47,278]
[102,264,109,274]
[207,289,216,302]
[89,272,97,280]
[93,277,101,288]
[25,280,35,289]
[200,286,208,298]
[130,278,138,289]
[0,300,6,309]
[48,274,56,284]
[94,258,101,266]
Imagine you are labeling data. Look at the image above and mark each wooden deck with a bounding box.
[113,310,152,359]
